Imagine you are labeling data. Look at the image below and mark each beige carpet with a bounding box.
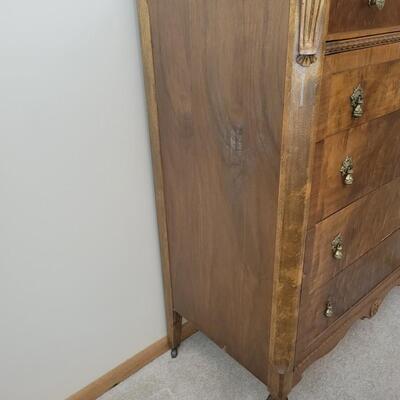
[100,288,400,400]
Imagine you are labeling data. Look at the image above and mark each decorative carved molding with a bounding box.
[297,0,326,66]
[362,299,383,320]
[326,32,400,55]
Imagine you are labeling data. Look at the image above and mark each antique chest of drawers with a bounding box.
[138,1,400,399]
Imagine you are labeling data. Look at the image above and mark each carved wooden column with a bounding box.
[297,0,326,66]
[267,1,329,399]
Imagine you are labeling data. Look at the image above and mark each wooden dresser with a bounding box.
[137,1,400,399]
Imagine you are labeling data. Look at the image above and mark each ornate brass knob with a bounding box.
[332,234,344,260]
[340,156,354,185]
[369,0,385,10]
[325,302,335,318]
[351,85,364,119]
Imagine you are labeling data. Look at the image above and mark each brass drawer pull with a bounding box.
[340,156,354,185]
[351,85,364,118]
[332,234,344,260]
[324,302,335,318]
[369,0,385,10]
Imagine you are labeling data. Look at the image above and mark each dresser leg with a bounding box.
[267,369,293,400]
[171,347,179,358]
[169,311,182,358]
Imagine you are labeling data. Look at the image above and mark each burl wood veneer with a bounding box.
[138,1,400,399]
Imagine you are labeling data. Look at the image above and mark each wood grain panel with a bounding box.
[298,230,400,356]
[310,110,400,224]
[147,0,290,383]
[328,0,400,38]
[327,26,400,42]
[306,179,400,292]
[323,41,400,74]
[317,51,400,141]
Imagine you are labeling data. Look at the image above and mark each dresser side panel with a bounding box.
[147,0,290,382]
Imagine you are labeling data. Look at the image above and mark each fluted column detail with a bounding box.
[297,0,326,66]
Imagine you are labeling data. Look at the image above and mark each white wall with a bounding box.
[0,1,167,399]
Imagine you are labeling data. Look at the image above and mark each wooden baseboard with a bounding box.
[66,322,197,400]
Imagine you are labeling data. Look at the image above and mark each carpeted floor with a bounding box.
[100,288,400,400]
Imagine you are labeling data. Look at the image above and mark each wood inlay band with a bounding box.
[326,31,400,55]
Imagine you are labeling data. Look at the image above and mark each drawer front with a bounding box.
[298,229,400,354]
[328,0,400,39]
[317,55,400,141]
[305,178,400,292]
[310,110,400,224]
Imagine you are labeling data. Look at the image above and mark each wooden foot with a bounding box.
[267,369,293,400]
[168,311,182,356]
[171,347,179,358]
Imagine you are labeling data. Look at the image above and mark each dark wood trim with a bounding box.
[326,31,400,55]
[66,322,197,400]
[137,0,182,349]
